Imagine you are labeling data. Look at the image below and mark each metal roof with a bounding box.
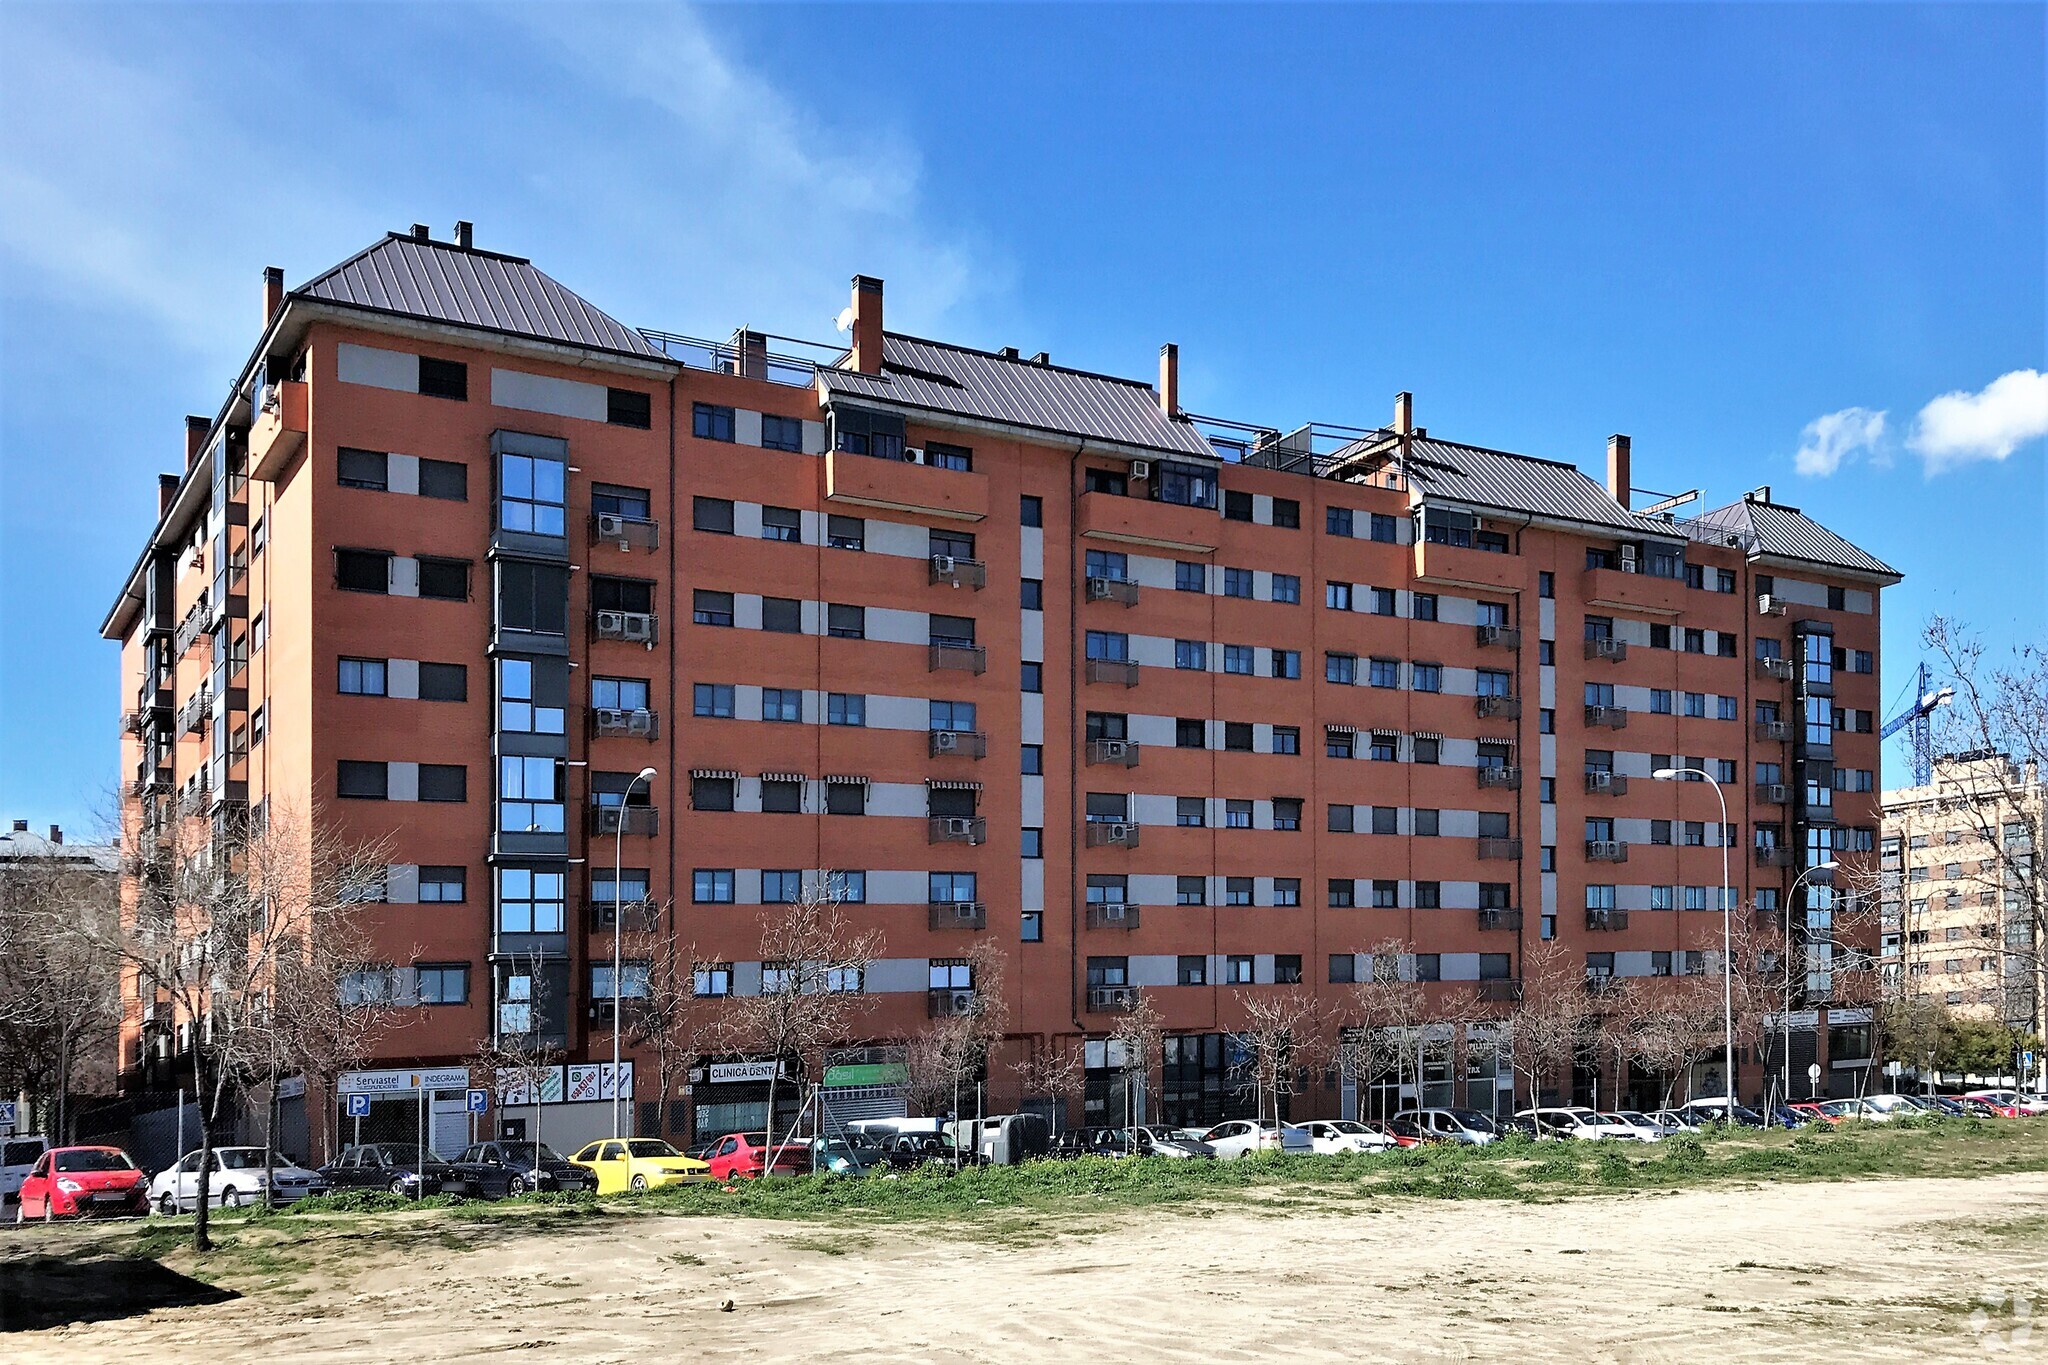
[1400,437,1654,534]
[818,334,1217,459]
[298,233,664,360]
[1687,497,1900,580]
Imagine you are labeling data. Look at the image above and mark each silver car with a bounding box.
[148,1147,328,1213]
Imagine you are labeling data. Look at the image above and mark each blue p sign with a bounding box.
[466,1088,490,1115]
[345,1093,371,1118]
[0,1101,16,1128]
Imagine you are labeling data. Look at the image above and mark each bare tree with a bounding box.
[1231,987,1322,1131]
[1507,939,1592,1107]
[471,956,565,1184]
[1008,1039,1085,1131]
[623,919,702,1141]
[1336,942,1426,1116]
[1107,989,1164,1140]
[0,861,122,1142]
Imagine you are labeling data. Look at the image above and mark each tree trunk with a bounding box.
[191,1047,213,1252]
[262,1070,278,1208]
[54,1030,72,1145]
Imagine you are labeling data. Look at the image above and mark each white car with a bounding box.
[1859,1094,1933,1120]
[1595,1112,1667,1142]
[1392,1108,1500,1146]
[1200,1120,1313,1159]
[1,1134,50,1208]
[148,1147,329,1213]
[1300,1120,1394,1154]
[1518,1107,1637,1141]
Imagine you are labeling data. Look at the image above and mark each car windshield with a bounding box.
[814,1141,873,1159]
[1448,1111,1497,1133]
[371,1145,439,1166]
[217,1150,284,1170]
[625,1140,682,1158]
[55,1149,135,1173]
[1328,1121,1371,1135]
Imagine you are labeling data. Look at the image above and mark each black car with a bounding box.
[319,1143,461,1197]
[446,1141,595,1197]
[878,1132,985,1170]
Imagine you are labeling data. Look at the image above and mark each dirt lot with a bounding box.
[5,1172,2046,1362]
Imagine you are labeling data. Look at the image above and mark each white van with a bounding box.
[2,1134,51,1206]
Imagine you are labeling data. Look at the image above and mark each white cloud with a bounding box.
[1794,406,1887,477]
[1908,370,2048,474]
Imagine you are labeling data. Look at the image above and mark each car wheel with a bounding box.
[508,1176,527,1196]
[158,1192,179,1217]
[629,1174,649,1193]
[389,1178,410,1197]
[220,1186,242,1209]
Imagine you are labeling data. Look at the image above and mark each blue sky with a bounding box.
[2,3,2042,835]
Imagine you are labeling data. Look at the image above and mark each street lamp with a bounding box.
[1781,861,1839,1105]
[1653,766,1736,1113]
[611,765,657,1140]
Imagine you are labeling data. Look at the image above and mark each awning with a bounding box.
[1476,737,1517,749]
[1413,730,1445,741]
[823,774,870,786]
[690,769,740,780]
[1370,728,1402,739]
[926,779,983,791]
[1325,723,1357,735]
[761,771,807,783]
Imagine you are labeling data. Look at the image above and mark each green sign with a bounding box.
[823,1063,908,1087]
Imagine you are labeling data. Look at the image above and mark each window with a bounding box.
[1539,640,1555,665]
[1175,561,1206,593]
[827,604,866,639]
[694,683,735,718]
[1414,954,1441,982]
[1086,631,1130,661]
[693,591,734,627]
[1021,745,1043,776]
[1020,912,1042,942]
[419,662,467,702]
[1271,574,1301,604]
[1224,644,1254,675]
[760,413,803,451]
[1369,736,1398,762]
[1329,879,1356,907]
[1327,507,1354,536]
[497,756,562,832]
[1022,828,1044,858]
[1272,498,1300,529]
[1326,653,1357,685]
[761,778,802,814]
[930,614,976,647]
[1021,662,1043,693]
[499,659,564,734]
[1175,640,1207,670]
[1225,956,1254,984]
[1224,722,1253,752]
[693,869,736,904]
[761,688,802,722]
[927,441,973,472]
[339,657,387,696]
[1020,495,1043,528]
[1020,579,1043,611]
[1272,726,1300,755]
[1370,513,1398,543]
[417,557,470,601]
[1651,820,1672,846]
[418,355,467,400]
[826,514,864,550]
[1370,587,1397,616]
[1415,881,1442,908]
[1410,593,1438,622]
[1273,798,1303,831]
[1371,806,1399,835]
[1539,570,1555,598]
[497,868,565,934]
[827,693,865,726]
[497,560,568,635]
[1226,799,1253,829]
[1369,658,1400,689]
[1224,489,1253,522]
[1650,689,1673,715]
[931,699,977,732]
[1412,663,1442,693]
[761,506,801,542]
[1327,581,1354,611]
[1179,956,1208,986]
[337,761,388,800]
[1274,954,1303,984]
[338,447,388,490]
[1372,880,1399,909]
[825,780,866,816]
[1274,878,1301,906]
[1413,736,1440,764]
[419,867,466,903]
[417,964,470,1005]
[694,964,733,997]
[1684,692,1707,718]
[693,403,736,442]
[1177,797,1207,828]
[1328,804,1355,833]
[499,451,565,537]
[1223,567,1254,599]
[1177,875,1207,905]
[1415,808,1441,837]
[760,870,803,905]
[761,597,800,633]
[336,548,391,594]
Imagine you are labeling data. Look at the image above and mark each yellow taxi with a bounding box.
[567,1138,712,1193]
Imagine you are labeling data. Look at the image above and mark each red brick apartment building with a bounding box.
[102,223,1898,1155]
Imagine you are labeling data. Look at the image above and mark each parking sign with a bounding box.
[0,1100,16,1129]
[345,1093,372,1118]
[466,1088,490,1115]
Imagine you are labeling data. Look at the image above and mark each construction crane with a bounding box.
[1880,662,1955,788]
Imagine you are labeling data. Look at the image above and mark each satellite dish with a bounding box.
[834,306,856,333]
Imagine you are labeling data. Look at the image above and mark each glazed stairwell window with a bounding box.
[1150,461,1217,510]
[498,868,566,934]
[499,659,565,734]
[497,561,569,637]
[499,449,566,537]
[498,756,564,833]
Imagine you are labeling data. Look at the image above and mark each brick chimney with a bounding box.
[10,820,25,833]
[850,275,884,374]
[185,416,210,470]
[263,266,284,325]
[1607,434,1632,507]
[1159,344,1179,418]
[159,473,180,516]
[410,223,431,241]
[453,220,474,249]
[48,825,62,844]
[733,329,768,380]
[1394,392,1413,435]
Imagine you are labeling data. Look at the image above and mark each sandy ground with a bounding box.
[6,1174,2047,1362]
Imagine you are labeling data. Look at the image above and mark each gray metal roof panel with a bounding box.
[1401,437,1650,533]
[819,334,1217,458]
[1688,499,1899,579]
[298,234,662,359]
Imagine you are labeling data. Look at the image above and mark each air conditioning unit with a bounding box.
[1086,578,1112,600]
[597,513,627,539]
[1106,823,1135,845]
[933,730,960,753]
[1097,902,1127,922]
[1129,459,1152,480]
[953,901,979,918]
[1099,740,1128,759]
[1759,594,1787,616]
[623,614,653,643]
[1619,545,1639,572]
[947,989,976,1013]
[597,610,624,635]
[626,709,655,735]
[945,818,976,837]
[905,447,926,464]
[932,554,957,576]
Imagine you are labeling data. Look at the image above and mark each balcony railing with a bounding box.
[1085,821,1142,849]
[593,610,659,646]
[1476,766,1521,790]
[1476,907,1523,932]
[1754,783,1788,805]
[593,707,660,740]
[1584,772,1628,797]
[1475,624,1521,650]
[1585,840,1630,862]
[178,688,212,736]
[928,901,987,931]
[1584,974,1620,997]
[1755,846,1798,869]
[929,729,987,758]
[928,988,980,1018]
[1757,594,1788,617]
[929,554,987,590]
[590,513,660,551]
[1086,576,1140,606]
[1087,738,1140,768]
[1584,637,1628,663]
[588,898,662,932]
[591,806,660,837]
[928,642,987,674]
[1087,902,1141,930]
[1475,694,1522,720]
[1476,979,1522,1002]
[1087,985,1137,1012]
[174,597,210,656]
[1585,909,1630,932]
[1476,837,1523,860]
[1756,657,1795,683]
[1584,705,1629,729]
[928,816,987,845]
[1085,657,1139,687]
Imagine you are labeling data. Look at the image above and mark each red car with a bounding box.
[15,1146,148,1221]
[1362,1118,1425,1148]
[702,1132,811,1180]
[1788,1102,1837,1124]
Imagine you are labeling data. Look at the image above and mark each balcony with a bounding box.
[591,806,659,837]
[1755,719,1792,743]
[928,988,981,1018]
[1584,974,1620,997]
[1584,705,1629,730]
[1413,538,1524,593]
[1475,624,1521,650]
[929,554,987,590]
[1474,695,1522,721]
[928,901,988,931]
[1476,979,1522,1003]
[1584,772,1629,797]
[1584,637,1628,664]
[1754,782,1788,805]
[1085,576,1140,607]
[1086,985,1137,1012]
[1476,766,1522,791]
[928,642,987,674]
[1757,593,1789,617]
[589,513,660,552]
[1755,846,1798,869]
[1475,837,1522,861]
[1583,566,1686,617]
[1085,821,1142,849]
[825,448,988,523]
[929,728,987,758]
[1085,658,1139,688]
[177,688,212,737]
[593,611,659,646]
[174,597,210,657]
[1756,657,1795,683]
[1585,840,1630,862]
[1476,908,1523,932]
[1078,490,1217,554]
[1087,738,1140,768]
[593,707,659,740]
[1585,909,1630,932]
[248,380,308,482]
[129,769,173,799]
[588,898,662,933]
[928,816,987,846]
[1087,902,1141,930]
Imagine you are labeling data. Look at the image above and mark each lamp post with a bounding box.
[1781,860,1839,1106]
[1653,767,1736,1112]
[611,765,658,1140]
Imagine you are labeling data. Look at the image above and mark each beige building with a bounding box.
[1882,752,2045,1039]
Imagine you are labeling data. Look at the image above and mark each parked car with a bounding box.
[1675,1098,1769,1128]
[1200,1120,1313,1159]
[1388,1109,1499,1146]
[446,1142,595,1197]
[1618,1110,1687,1136]
[15,1146,148,1221]
[1918,1095,1976,1118]
[1500,1114,1544,1140]
[1,1134,51,1208]
[1300,1120,1393,1154]
[878,1131,984,1169]
[1939,1095,2004,1118]
[1965,1090,2038,1117]
[1087,1126,1215,1159]
[148,1147,328,1213]
[1596,1112,1668,1142]
[1788,1102,1836,1124]
[320,1143,459,1197]
[568,1138,712,1192]
[1647,1109,1704,1132]
[807,1137,890,1176]
[950,1113,1054,1165]
[1814,1097,1884,1122]
[1384,1113,1438,1145]
[1860,1094,1934,1120]
[702,1132,811,1181]
[1517,1107,1644,1141]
